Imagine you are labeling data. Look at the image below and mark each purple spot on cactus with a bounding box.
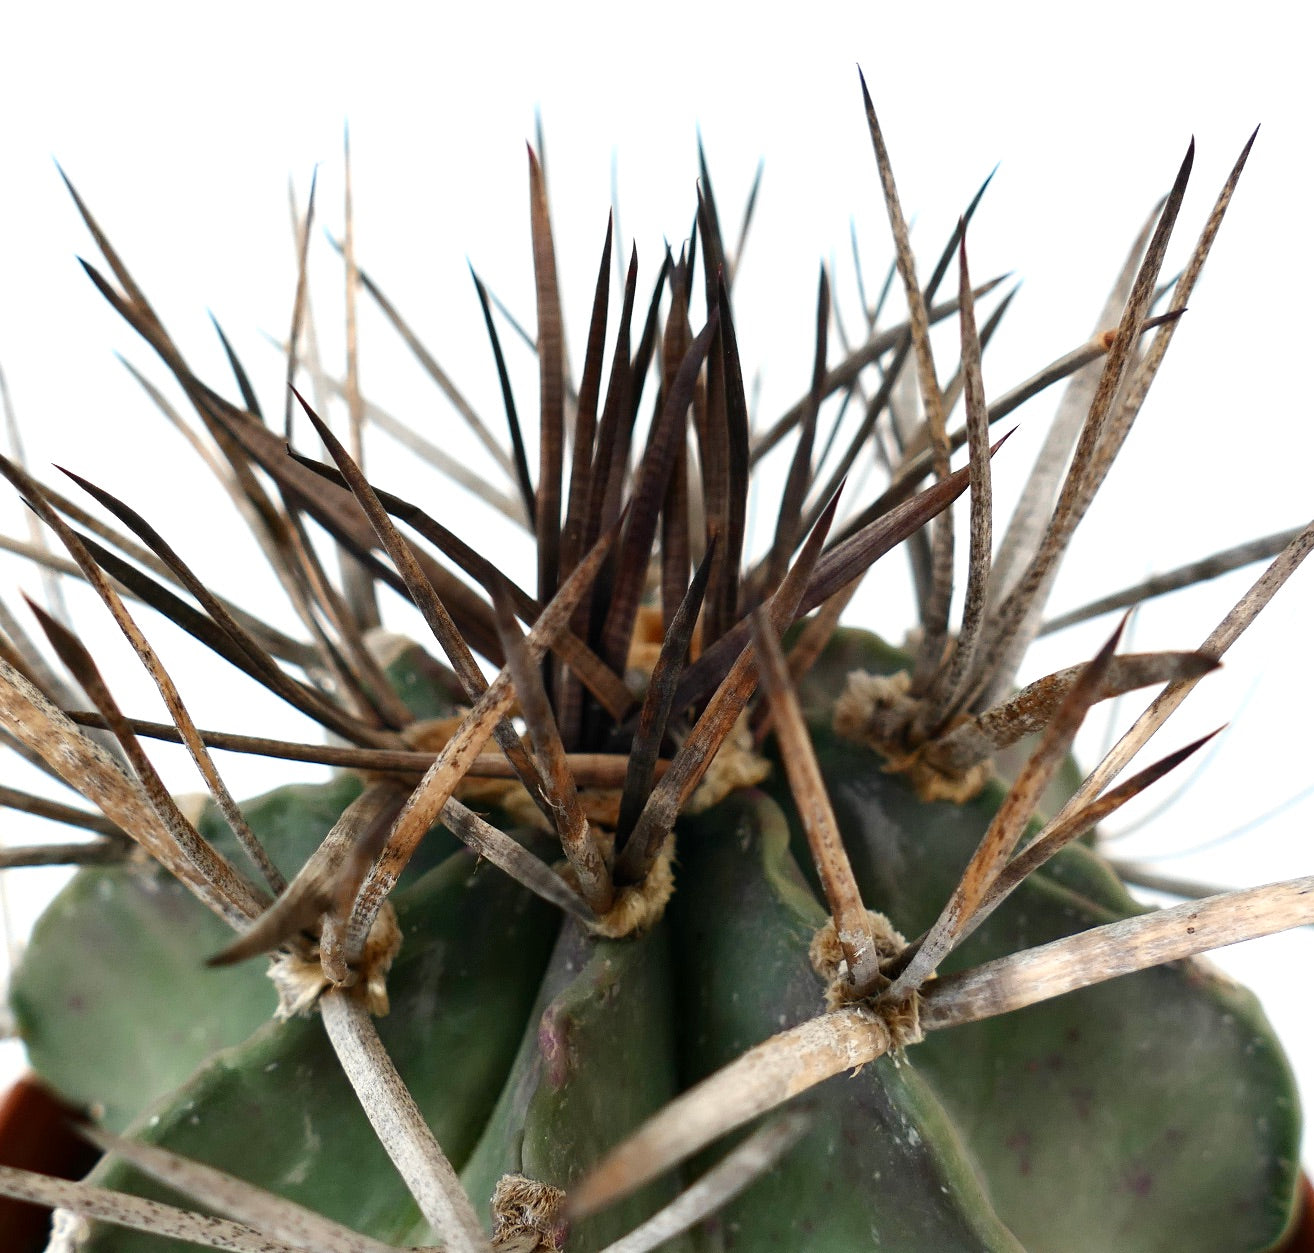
[1065,1026,1080,1044]
[1125,1170,1154,1197]
[538,1006,573,1089]
[1071,1087,1094,1120]
[1025,1058,1040,1074]
[1046,1052,1065,1072]
[1005,1131,1032,1178]
[66,995,84,1012]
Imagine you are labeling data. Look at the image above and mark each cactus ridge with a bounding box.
[0,75,1310,1252]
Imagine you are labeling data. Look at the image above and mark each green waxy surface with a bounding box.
[788,620,909,729]
[10,626,1304,1251]
[783,715,1301,1252]
[13,767,464,1137]
[462,919,695,1251]
[11,771,365,1131]
[78,846,559,1249]
[672,790,1026,1252]
[378,634,462,721]
[12,858,271,1135]
[194,770,367,877]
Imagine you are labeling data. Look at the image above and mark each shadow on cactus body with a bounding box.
[0,74,1310,1253]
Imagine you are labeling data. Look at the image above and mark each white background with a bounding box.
[0,0,1310,1176]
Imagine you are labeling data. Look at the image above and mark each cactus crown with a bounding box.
[0,71,1310,1252]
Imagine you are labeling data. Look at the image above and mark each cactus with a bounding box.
[0,73,1311,1252]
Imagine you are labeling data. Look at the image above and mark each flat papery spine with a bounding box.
[596,1115,809,1253]
[574,871,1314,1221]
[320,989,485,1253]
[0,1164,304,1253]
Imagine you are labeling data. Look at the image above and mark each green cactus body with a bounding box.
[1,85,1309,1253]
[12,626,1302,1251]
